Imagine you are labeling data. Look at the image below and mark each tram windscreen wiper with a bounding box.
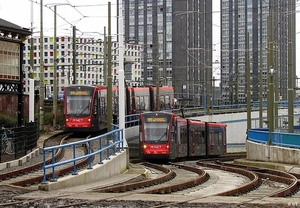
[157,131,167,142]
[78,105,89,115]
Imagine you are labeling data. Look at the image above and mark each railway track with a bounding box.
[0,133,91,188]
[212,161,299,197]
[91,162,209,194]
[0,149,299,207]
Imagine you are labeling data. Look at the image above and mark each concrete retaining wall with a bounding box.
[38,128,136,191]
[246,140,300,165]
[39,149,129,191]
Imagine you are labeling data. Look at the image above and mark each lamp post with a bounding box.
[287,0,294,133]
[267,67,274,145]
[118,0,127,148]
[39,0,45,131]
[53,5,58,128]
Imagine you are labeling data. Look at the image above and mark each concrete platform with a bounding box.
[234,158,300,174]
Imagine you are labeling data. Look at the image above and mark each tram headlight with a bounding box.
[166,145,169,149]
[143,144,147,149]
[66,119,68,122]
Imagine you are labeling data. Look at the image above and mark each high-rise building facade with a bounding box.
[221,0,296,104]
[22,36,142,96]
[121,0,213,106]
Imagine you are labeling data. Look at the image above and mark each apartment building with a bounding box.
[120,0,213,106]
[220,0,296,104]
[22,36,142,96]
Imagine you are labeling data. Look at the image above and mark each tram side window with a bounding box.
[129,95,134,112]
[201,130,205,144]
[179,126,187,144]
[160,95,165,110]
[218,132,223,145]
[194,128,201,143]
[136,96,145,111]
[135,96,139,111]
[93,96,98,115]
[215,131,221,145]
[135,96,140,111]
[165,95,170,109]
[190,128,195,142]
[100,97,106,115]
[209,132,215,145]
[190,128,195,136]
[98,98,101,115]
[177,126,181,144]
[144,95,150,111]
[113,95,119,114]
[191,128,201,144]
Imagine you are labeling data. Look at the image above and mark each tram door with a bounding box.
[175,119,188,158]
[169,120,177,159]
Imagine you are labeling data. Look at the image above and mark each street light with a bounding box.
[269,67,274,75]
[267,66,275,145]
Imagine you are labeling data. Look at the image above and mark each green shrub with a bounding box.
[43,112,64,126]
[43,113,53,125]
[56,113,64,126]
[0,111,64,129]
[0,114,18,128]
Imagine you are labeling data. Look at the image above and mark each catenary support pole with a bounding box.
[118,0,127,147]
[39,0,44,131]
[53,5,57,128]
[288,0,294,133]
[107,2,112,132]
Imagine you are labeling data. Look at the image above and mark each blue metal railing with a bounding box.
[248,128,269,144]
[272,132,300,148]
[41,128,124,184]
[248,128,300,148]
